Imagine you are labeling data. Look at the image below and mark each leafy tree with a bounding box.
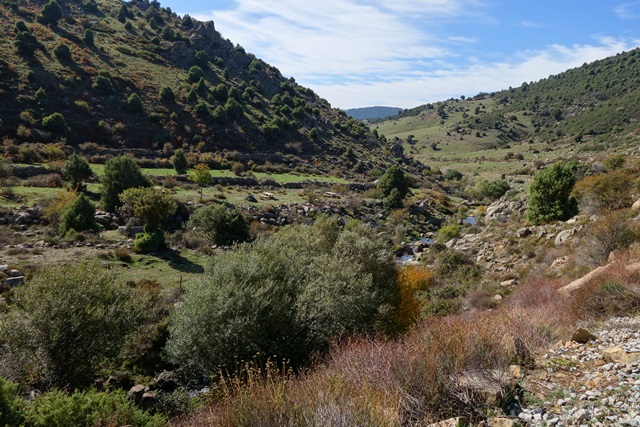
[187,204,250,246]
[377,164,409,208]
[166,218,399,378]
[41,113,66,132]
[189,163,212,200]
[527,162,578,224]
[225,97,243,120]
[59,193,98,235]
[100,156,151,212]
[39,0,63,26]
[82,0,98,13]
[172,148,188,174]
[0,264,148,388]
[62,154,93,190]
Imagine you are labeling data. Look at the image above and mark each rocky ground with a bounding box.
[519,316,640,426]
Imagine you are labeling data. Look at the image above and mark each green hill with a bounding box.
[0,0,415,178]
[345,106,402,121]
[374,48,640,177]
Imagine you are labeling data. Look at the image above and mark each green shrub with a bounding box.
[35,87,47,104]
[83,29,94,46]
[194,50,209,68]
[527,162,578,224]
[134,229,165,253]
[187,203,250,246]
[436,223,461,242]
[471,179,510,200]
[39,0,62,26]
[186,65,203,83]
[159,86,174,103]
[211,105,227,123]
[126,93,144,113]
[166,217,399,378]
[212,83,228,101]
[0,377,25,427]
[42,112,66,132]
[444,169,463,180]
[100,155,151,212]
[377,165,409,208]
[120,187,177,232]
[24,389,165,427]
[172,148,188,174]
[0,264,149,388]
[59,193,98,235]
[62,153,93,190]
[92,75,114,94]
[53,43,71,60]
[14,31,41,55]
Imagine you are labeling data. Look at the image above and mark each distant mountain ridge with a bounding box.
[346,106,401,121]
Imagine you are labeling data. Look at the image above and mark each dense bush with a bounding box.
[187,66,203,83]
[59,193,98,235]
[62,153,93,190]
[24,388,165,427]
[584,209,638,265]
[573,170,634,214]
[126,93,144,112]
[0,264,149,388]
[527,162,578,224]
[39,0,63,26]
[41,113,66,132]
[159,86,175,103]
[377,165,409,209]
[120,187,177,252]
[0,377,25,426]
[470,179,510,201]
[172,148,188,174]
[187,203,250,246]
[100,155,151,212]
[53,43,71,60]
[166,217,399,378]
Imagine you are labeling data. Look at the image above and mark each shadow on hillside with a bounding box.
[162,249,204,274]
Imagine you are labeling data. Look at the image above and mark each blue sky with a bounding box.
[160,0,640,109]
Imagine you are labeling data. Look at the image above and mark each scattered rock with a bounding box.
[602,346,640,364]
[572,328,597,344]
[426,416,469,427]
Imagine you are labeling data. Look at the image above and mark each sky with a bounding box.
[159,0,640,109]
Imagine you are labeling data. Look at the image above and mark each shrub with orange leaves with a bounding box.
[41,190,76,230]
[394,265,433,330]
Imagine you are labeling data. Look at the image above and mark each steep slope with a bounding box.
[0,0,416,178]
[374,48,640,175]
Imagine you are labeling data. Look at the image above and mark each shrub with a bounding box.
[120,187,177,232]
[159,86,175,103]
[126,93,144,113]
[166,218,399,378]
[92,75,113,94]
[39,0,62,26]
[62,153,93,190]
[471,179,510,201]
[35,87,47,104]
[134,228,165,253]
[573,170,634,214]
[584,209,638,265]
[24,389,165,426]
[53,43,71,60]
[194,50,209,68]
[395,266,433,330]
[187,203,250,246]
[83,29,94,46]
[211,105,227,123]
[100,155,151,212]
[377,165,409,208]
[113,247,132,262]
[41,113,66,132]
[212,83,228,101]
[0,377,25,427]
[0,264,149,388]
[172,148,188,174]
[192,101,209,118]
[187,65,203,83]
[436,223,461,242]
[41,191,76,230]
[527,162,578,224]
[444,169,463,180]
[59,193,98,235]
[14,31,41,55]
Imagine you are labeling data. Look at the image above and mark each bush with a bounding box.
[584,209,638,265]
[471,179,510,201]
[24,389,165,427]
[42,113,66,132]
[62,153,93,190]
[39,0,62,26]
[126,93,144,113]
[0,377,25,427]
[527,162,578,224]
[134,229,165,253]
[83,29,94,46]
[377,165,409,208]
[0,264,149,388]
[166,218,399,378]
[100,156,151,212]
[92,75,114,94]
[573,170,634,214]
[187,66,203,83]
[120,187,177,232]
[159,86,175,103]
[172,148,188,174]
[436,223,461,242]
[444,169,463,180]
[187,203,250,246]
[59,193,98,235]
[53,43,71,60]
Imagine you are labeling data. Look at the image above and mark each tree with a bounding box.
[53,43,71,60]
[126,93,144,112]
[187,66,203,83]
[166,218,399,378]
[100,156,151,212]
[59,193,98,235]
[187,204,250,246]
[83,29,94,46]
[194,50,209,68]
[159,86,175,103]
[0,264,148,388]
[120,188,177,252]
[377,164,409,208]
[62,153,93,190]
[39,0,63,26]
[14,31,41,56]
[527,162,578,224]
[189,163,212,201]
[172,148,188,174]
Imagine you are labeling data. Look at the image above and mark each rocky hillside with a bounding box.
[0,0,419,178]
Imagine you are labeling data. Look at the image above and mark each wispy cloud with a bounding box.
[519,20,546,28]
[614,2,640,19]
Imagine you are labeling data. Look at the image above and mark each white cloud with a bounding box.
[315,38,639,109]
[614,2,640,19]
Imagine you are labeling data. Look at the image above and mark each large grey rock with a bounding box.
[554,228,575,246]
[127,384,146,404]
[4,276,24,287]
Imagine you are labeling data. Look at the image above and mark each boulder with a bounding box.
[426,417,469,427]
[486,418,520,427]
[602,346,640,364]
[4,276,24,287]
[245,194,257,203]
[632,197,640,211]
[571,328,597,344]
[127,384,146,404]
[554,228,575,246]
[155,370,179,392]
[141,391,157,410]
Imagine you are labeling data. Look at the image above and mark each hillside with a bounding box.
[374,48,640,176]
[345,106,402,121]
[0,0,417,178]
